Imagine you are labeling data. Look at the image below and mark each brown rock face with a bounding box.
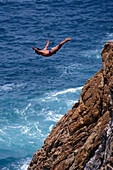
[28,42,113,170]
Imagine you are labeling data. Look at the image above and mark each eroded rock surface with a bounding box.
[28,41,113,170]
[84,116,113,170]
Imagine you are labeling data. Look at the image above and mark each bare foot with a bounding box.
[65,38,71,41]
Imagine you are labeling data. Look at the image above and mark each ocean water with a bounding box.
[0,0,113,169]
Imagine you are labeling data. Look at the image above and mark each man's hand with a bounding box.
[32,47,36,50]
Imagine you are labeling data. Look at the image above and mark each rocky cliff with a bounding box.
[28,41,113,170]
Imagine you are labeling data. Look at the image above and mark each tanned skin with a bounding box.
[32,38,71,57]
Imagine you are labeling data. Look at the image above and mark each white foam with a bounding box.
[9,157,31,170]
[96,55,100,59]
[15,83,26,88]
[21,126,30,134]
[5,125,22,129]
[0,137,5,142]
[21,164,28,170]
[20,158,31,170]
[0,129,6,134]
[35,122,44,137]
[0,83,26,92]
[1,167,10,170]
[46,111,63,122]
[53,87,83,97]
[49,124,54,131]
[107,33,113,38]
[14,108,19,114]
[0,84,14,91]
[41,96,59,102]
[28,141,34,144]
[42,99,46,102]
[66,100,78,107]
[21,103,31,115]
[48,111,53,116]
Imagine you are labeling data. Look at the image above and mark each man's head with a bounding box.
[35,48,42,55]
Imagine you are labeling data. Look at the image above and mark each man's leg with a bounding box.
[59,38,71,46]
[51,38,71,53]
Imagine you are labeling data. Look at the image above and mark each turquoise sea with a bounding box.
[0,0,113,169]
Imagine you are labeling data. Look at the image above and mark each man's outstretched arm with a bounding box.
[32,47,41,55]
[43,39,49,50]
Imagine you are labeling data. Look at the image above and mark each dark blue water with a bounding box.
[0,0,113,169]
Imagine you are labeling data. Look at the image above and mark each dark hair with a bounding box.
[37,48,41,50]
[35,49,42,55]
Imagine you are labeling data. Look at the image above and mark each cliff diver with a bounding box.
[32,38,71,57]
